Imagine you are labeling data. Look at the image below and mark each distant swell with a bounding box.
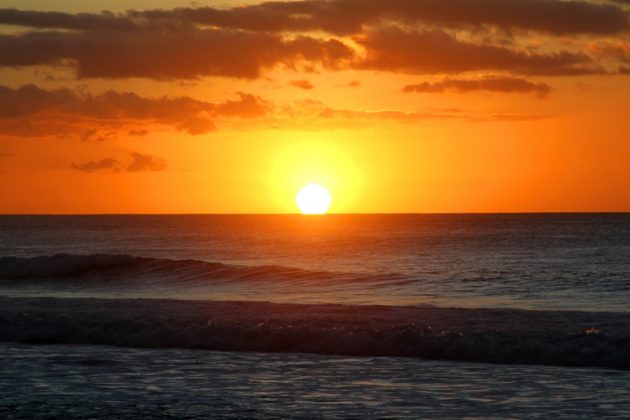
[0,254,141,279]
[0,254,382,285]
[1,297,629,370]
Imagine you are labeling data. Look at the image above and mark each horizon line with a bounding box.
[1,211,629,216]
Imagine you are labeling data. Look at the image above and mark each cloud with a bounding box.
[289,80,315,90]
[587,40,630,62]
[71,158,119,173]
[126,152,167,172]
[273,99,547,130]
[0,25,354,79]
[128,129,148,137]
[356,28,602,76]
[278,99,457,122]
[403,76,551,96]
[213,93,271,118]
[3,0,627,35]
[0,1,626,81]
[585,40,630,73]
[72,153,167,173]
[0,152,14,157]
[0,9,140,32]
[468,113,550,122]
[293,0,630,35]
[0,84,271,138]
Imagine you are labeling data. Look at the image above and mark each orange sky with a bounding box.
[0,0,629,214]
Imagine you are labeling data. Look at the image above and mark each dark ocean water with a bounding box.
[1,214,629,417]
[2,343,630,419]
[1,214,629,310]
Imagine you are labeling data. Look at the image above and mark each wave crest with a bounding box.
[0,253,382,285]
[1,297,629,370]
[0,254,141,278]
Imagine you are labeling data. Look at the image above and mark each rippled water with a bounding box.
[1,214,629,311]
[1,214,629,417]
[1,343,629,419]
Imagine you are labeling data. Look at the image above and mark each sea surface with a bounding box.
[1,214,629,417]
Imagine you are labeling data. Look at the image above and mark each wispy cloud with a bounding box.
[71,157,119,173]
[72,153,167,173]
[403,76,551,97]
[289,80,315,90]
[126,152,167,172]
[271,99,548,130]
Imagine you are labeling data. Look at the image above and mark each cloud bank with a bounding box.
[0,84,270,138]
[0,0,626,80]
[2,0,627,35]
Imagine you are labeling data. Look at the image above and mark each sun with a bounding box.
[296,184,332,214]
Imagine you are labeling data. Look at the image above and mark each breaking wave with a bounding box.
[0,297,629,370]
[1,254,629,370]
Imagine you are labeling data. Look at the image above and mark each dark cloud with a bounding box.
[0,26,353,79]
[0,1,625,81]
[2,0,627,35]
[72,153,167,173]
[261,0,630,35]
[71,158,119,173]
[127,152,167,172]
[357,28,601,76]
[0,9,139,31]
[289,80,315,89]
[0,84,271,137]
[403,76,551,96]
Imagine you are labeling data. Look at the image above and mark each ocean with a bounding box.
[1,214,629,417]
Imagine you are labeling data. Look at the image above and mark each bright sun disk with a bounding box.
[296,184,332,214]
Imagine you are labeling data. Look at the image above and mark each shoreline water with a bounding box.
[3,342,630,419]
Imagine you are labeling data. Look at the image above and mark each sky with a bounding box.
[0,0,629,214]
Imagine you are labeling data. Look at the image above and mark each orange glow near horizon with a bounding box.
[0,1,629,214]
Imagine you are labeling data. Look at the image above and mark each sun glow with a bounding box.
[296,184,332,214]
